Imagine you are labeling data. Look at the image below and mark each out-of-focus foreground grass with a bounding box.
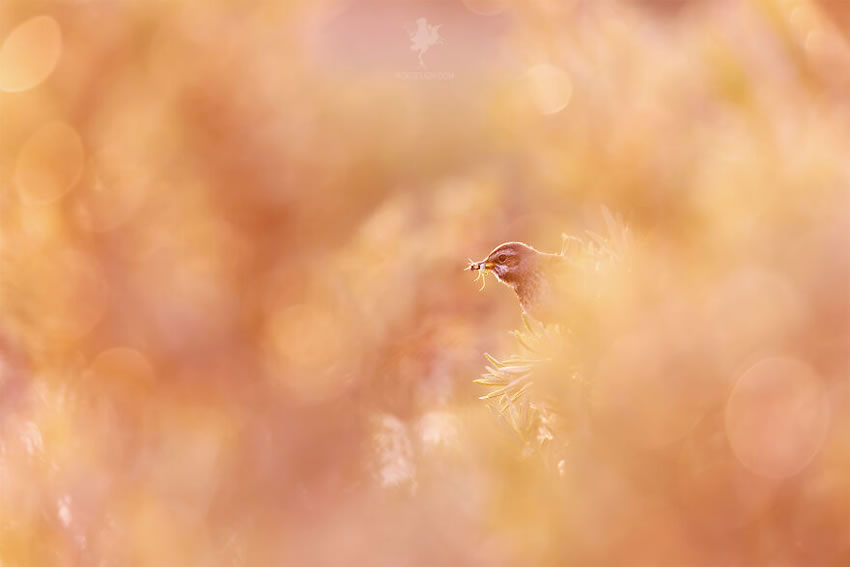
[0,0,848,565]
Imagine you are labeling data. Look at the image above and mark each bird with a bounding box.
[468,241,571,324]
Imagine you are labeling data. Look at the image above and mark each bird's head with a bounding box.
[468,241,541,287]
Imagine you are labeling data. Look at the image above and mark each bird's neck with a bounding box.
[514,269,546,309]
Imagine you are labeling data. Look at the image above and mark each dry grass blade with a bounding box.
[478,373,531,400]
[497,364,534,375]
[521,313,543,338]
[510,331,538,354]
[484,352,504,368]
[510,381,534,402]
[474,376,509,386]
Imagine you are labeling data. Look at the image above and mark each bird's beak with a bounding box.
[467,261,495,271]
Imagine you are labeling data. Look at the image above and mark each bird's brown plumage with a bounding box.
[468,241,569,323]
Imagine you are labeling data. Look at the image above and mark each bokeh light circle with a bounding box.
[0,15,62,92]
[726,356,830,479]
[264,303,350,404]
[527,63,572,115]
[14,122,84,205]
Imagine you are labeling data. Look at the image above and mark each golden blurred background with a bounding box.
[0,0,848,565]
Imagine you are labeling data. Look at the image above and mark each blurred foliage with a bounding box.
[0,0,849,565]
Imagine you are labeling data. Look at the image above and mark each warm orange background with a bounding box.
[0,1,848,565]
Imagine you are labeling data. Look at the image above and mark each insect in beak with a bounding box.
[467,259,489,291]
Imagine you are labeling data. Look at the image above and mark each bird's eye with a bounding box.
[497,254,507,263]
